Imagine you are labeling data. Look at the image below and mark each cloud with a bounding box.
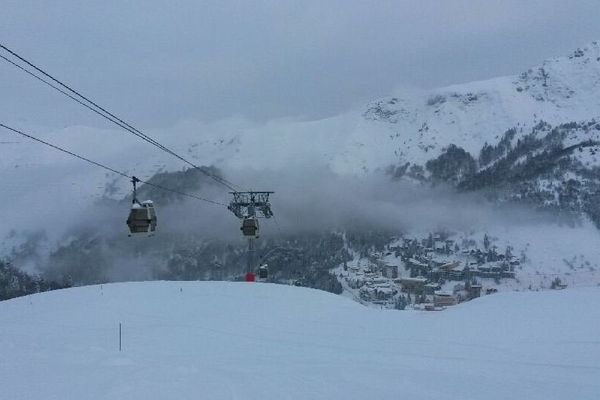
[1,1,599,127]
[1,116,590,285]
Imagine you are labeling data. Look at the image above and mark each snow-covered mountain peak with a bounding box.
[514,41,600,106]
[360,41,600,165]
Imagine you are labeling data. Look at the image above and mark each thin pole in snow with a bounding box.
[119,323,122,352]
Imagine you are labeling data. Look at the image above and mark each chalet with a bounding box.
[424,282,441,295]
[363,266,377,274]
[414,302,443,311]
[429,261,462,281]
[347,274,366,289]
[486,250,501,262]
[434,241,446,253]
[431,257,454,268]
[452,283,465,294]
[433,291,457,307]
[468,284,482,299]
[382,264,399,279]
[406,258,429,276]
[374,285,397,300]
[448,269,465,280]
[399,277,427,294]
[370,277,388,285]
[473,264,503,279]
[359,286,374,301]
[490,264,503,273]
[359,283,397,302]
[500,271,516,279]
[509,257,521,266]
[554,283,568,290]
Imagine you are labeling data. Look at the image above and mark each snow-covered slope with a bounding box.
[1,281,599,399]
[3,41,600,207]
[360,41,600,166]
[6,42,600,185]
[197,41,600,174]
[157,39,600,175]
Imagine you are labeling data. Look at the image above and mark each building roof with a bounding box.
[401,277,428,283]
[408,258,428,268]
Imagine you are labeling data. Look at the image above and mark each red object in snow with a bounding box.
[245,272,256,282]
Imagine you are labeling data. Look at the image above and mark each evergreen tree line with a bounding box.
[387,120,600,227]
[0,260,71,301]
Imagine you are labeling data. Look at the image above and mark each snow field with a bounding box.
[1,281,599,399]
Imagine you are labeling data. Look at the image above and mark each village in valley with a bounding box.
[334,232,527,310]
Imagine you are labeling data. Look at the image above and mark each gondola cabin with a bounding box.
[127,200,157,236]
[241,217,259,238]
[258,264,269,280]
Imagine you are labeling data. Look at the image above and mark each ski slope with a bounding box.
[1,281,599,399]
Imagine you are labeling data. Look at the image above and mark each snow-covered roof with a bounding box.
[408,258,428,268]
[401,277,428,283]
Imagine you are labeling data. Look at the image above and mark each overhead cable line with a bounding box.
[0,43,241,192]
[0,123,227,206]
[0,54,160,147]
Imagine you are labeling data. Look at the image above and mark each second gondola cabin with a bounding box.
[241,217,259,238]
[127,200,157,236]
[258,264,269,280]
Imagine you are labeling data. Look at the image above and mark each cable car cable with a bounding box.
[0,54,158,148]
[0,44,241,192]
[0,53,234,196]
[272,214,284,235]
[0,45,240,192]
[0,52,175,161]
[0,123,227,206]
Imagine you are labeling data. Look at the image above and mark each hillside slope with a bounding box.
[363,41,600,167]
[1,281,599,399]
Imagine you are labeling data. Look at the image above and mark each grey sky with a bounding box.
[1,1,600,128]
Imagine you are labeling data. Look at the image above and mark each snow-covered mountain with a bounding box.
[3,42,600,301]
[362,41,600,165]
[197,41,600,174]
[1,281,599,400]
[4,42,600,193]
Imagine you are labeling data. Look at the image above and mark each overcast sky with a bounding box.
[1,0,600,128]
